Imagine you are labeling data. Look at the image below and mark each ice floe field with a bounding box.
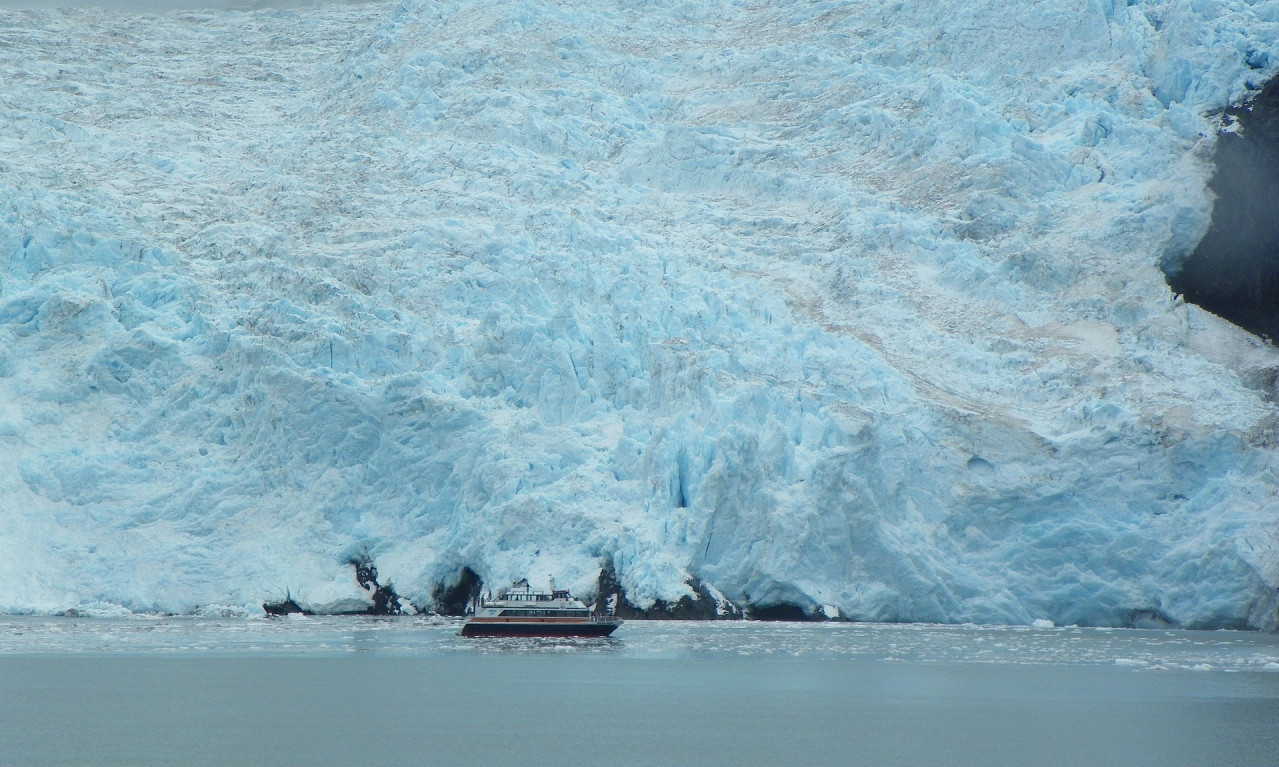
[0,0,1277,628]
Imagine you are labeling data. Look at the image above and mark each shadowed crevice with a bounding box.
[1168,76,1279,343]
[432,566,483,615]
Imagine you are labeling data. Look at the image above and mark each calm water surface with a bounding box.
[1,617,1275,766]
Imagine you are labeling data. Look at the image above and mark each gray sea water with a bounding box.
[1,616,1276,767]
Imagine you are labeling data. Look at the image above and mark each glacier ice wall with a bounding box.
[0,0,1277,628]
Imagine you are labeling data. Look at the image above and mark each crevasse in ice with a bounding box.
[0,0,1276,628]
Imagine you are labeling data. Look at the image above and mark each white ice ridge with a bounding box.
[0,0,1276,628]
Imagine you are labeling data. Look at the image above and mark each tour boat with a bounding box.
[460,578,622,637]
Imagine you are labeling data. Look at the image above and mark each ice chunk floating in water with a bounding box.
[0,0,1277,629]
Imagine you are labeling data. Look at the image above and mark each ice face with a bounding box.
[0,0,1276,629]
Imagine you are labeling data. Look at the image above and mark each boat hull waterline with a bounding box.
[460,620,621,638]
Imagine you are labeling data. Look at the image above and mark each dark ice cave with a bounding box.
[1166,76,1279,343]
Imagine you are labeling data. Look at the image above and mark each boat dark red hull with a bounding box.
[460,620,621,638]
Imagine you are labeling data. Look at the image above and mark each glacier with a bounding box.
[0,0,1277,629]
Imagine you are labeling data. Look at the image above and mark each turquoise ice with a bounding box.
[0,0,1276,628]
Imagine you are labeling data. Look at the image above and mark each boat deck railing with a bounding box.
[589,613,622,624]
